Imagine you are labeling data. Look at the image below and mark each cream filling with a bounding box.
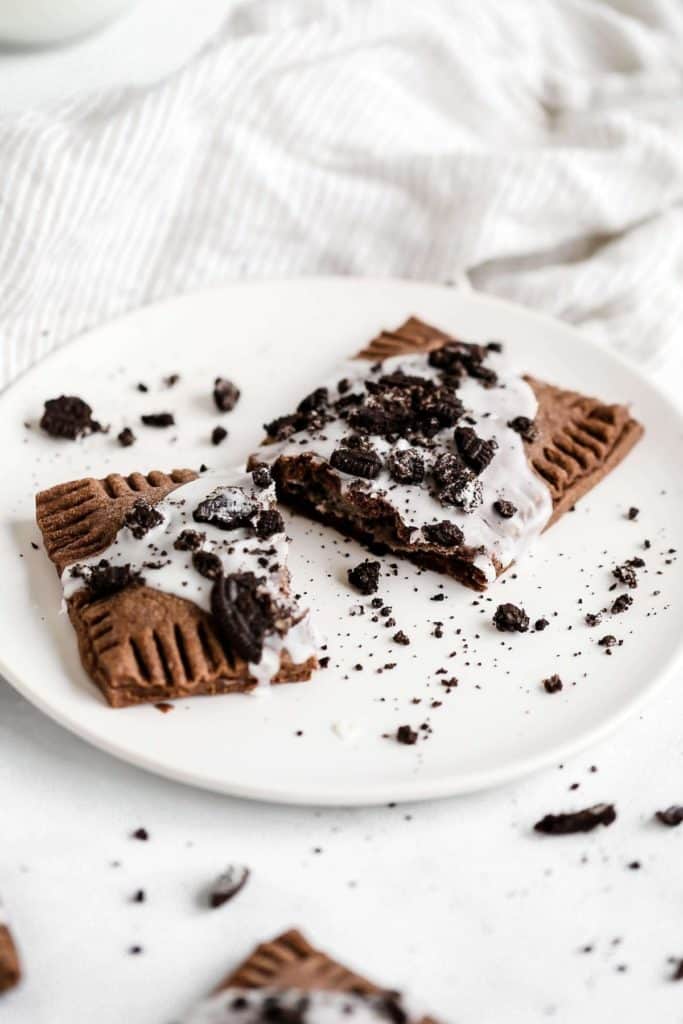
[60,472,317,685]
[259,351,552,582]
[184,988,423,1024]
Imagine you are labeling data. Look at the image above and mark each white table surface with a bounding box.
[3,7,683,1023]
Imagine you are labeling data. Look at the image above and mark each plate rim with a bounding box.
[2,277,682,806]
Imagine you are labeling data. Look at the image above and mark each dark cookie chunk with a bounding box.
[454,426,497,475]
[213,378,241,413]
[123,499,164,539]
[210,571,272,663]
[534,618,549,631]
[255,509,284,540]
[211,426,228,446]
[72,560,143,598]
[627,506,639,521]
[330,445,382,479]
[174,529,204,552]
[534,803,616,835]
[655,806,683,827]
[613,563,639,589]
[493,499,517,519]
[543,674,563,694]
[192,550,222,580]
[507,415,539,443]
[463,357,498,387]
[493,603,529,633]
[585,612,602,627]
[297,387,329,415]
[396,725,418,746]
[250,464,272,489]
[611,593,633,614]
[117,427,136,448]
[486,341,503,353]
[193,488,257,531]
[393,630,411,645]
[264,414,300,441]
[209,864,250,908]
[387,448,425,485]
[141,412,174,428]
[598,634,617,647]
[132,827,149,840]
[348,559,381,595]
[40,395,102,440]
[422,520,464,548]
[432,452,482,511]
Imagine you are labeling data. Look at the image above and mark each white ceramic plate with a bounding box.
[2,279,682,805]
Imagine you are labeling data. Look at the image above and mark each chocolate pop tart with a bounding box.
[184,929,439,1023]
[251,317,643,591]
[35,468,318,708]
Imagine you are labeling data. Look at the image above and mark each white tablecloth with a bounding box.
[2,3,683,1021]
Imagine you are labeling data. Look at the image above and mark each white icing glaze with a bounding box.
[184,988,422,1024]
[60,471,317,685]
[261,351,552,581]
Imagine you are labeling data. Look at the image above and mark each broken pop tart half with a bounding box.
[184,929,440,1023]
[251,317,643,592]
[35,467,318,708]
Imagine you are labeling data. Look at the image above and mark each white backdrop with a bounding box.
[2,2,683,1022]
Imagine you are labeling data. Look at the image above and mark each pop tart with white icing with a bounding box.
[35,467,318,708]
[251,317,643,592]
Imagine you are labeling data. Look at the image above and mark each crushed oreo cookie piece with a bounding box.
[613,562,639,589]
[454,426,497,474]
[432,452,482,511]
[627,507,639,520]
[264,414,299,441]
[213,378,241,413]
[211,425,228,446]
[174,529,204,552]
[297,387,329,415]
[348,559,381,595]
[585,612,602,627]
[123,499,164,540]
[507,415,539,443]
[117,427,136,447]
[598,634,617,648]
[387,448,425,485]
[208,864,250,908]
[486,340,503,353]
[250,464,272,489]
[493,499,517,519]
[543,674,563,694]
[73,560,143,598]
[193,488,257,531]
[330,445,382,479]
[493,603,529,633]
[131,827,149,841]
[192,550,222,580]
[534,803,616,835]
[655,806,683,827]
[255,509,284,540]
[141,412,174,428]
[422,520,464,548]
[40,395,102,440]
[393,630,411,645]
[211,572,272,663]
[534,618,549,631]
[611,593,633,614]
[396,725,418,746]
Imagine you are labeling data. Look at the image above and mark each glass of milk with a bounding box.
[0,0,141,47]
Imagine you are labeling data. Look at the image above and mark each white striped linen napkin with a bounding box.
[1,0,683,389]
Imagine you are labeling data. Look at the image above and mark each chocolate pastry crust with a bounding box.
[217,929,438,1023]
[257,317,643,591]
[0,924,20,993]
[35,469,316,708]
